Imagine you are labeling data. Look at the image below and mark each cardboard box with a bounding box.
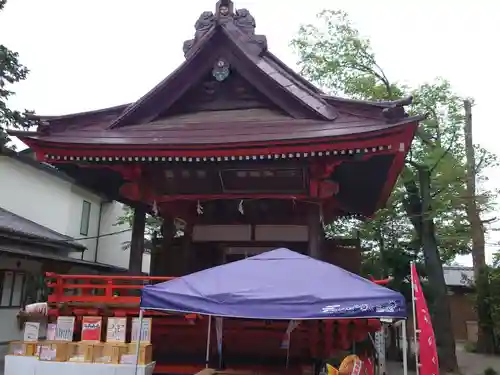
[8,341,37,356]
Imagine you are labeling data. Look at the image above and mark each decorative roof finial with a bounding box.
[216,0,234,21]
[182,1,267,58]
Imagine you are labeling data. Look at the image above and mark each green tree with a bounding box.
[0,0,34,148]
[482,254,500,350]
[292,10,497,370]
[115,205,162,251]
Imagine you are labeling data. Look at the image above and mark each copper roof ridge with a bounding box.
[264,51,324,95]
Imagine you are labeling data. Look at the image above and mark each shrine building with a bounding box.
[10,0,423,277]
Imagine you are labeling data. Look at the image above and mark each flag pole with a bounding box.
[410,262,420,375]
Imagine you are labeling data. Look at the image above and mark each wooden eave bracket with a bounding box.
[382,96,414,123]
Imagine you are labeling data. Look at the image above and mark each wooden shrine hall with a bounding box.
[11,0,423,277]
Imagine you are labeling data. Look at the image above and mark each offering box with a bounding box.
[122,343,153,365]
[8,341,37,356]
[37,341,69,362]
[93,342,128,364]
[67,341,93,362]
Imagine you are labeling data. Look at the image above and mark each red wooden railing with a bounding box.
[45,272,173,304]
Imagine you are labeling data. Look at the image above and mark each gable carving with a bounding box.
[160,67,278,116]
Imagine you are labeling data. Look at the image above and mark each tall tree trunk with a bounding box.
[402,169,458,371]
[418,168,458,371]
[463,99,495,353]
[464,100,486,272]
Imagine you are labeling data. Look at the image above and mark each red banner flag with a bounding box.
[411,263,440,375]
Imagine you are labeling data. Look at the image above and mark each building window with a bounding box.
[0,270,26,308]
[80,200,91,236]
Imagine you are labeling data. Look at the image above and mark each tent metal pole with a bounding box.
[216,317,223,369]
[205,315,212,368]
[402,319,408,375]
[286,342,290,369]
[134,309,144,375]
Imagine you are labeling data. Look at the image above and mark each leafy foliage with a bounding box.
[0,0,35,147]
[291,9,497,271]
[487,262,500,348]
[292,9,498,366]
[484,368,498,375]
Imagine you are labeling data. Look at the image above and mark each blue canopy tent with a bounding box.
[141,248,406,320]
[134,249,409,375]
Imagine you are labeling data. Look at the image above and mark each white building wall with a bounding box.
[97,201,150,273]
[0,156,74,234]
[443,266,474,286]
[0,257,43,348]
[97,201,129,268]
[0,155,143,271]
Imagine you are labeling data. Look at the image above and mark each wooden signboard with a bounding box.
[106,317,127,343]
[131,317,152,343]
[23,322,40,342]
[46,323,56,341]
[81,316,102,341]
[55,316,75,341]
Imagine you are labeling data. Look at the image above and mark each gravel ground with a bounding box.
[386,344,500,375]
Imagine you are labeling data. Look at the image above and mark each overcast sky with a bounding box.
[1,0,499,265]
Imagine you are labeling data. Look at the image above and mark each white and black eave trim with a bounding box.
[45,144,400,163]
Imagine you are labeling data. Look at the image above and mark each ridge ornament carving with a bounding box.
[234,9,255,34]
[182,11,216,55]
[182,1,267,57]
